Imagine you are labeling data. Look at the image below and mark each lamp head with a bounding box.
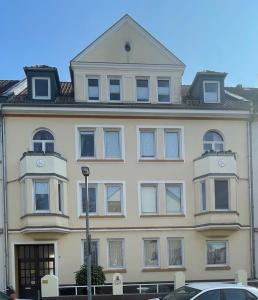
[81,166,90,177]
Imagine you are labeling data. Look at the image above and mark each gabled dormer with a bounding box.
[189,71,227,103]
[24,65,60,101]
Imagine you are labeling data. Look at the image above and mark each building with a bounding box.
[0,15,254,299]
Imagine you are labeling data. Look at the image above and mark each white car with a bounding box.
[151,282,258,300]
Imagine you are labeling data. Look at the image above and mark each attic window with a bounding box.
[32,77,51,100]
[203,81,220,103]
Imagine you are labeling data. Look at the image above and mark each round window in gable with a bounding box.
[124,42,131,52]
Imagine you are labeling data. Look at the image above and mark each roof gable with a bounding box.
[72,15,185,67]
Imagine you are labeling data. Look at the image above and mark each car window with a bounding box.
[246,291,258,300]
[223,289,246,300]
[195,289,221,300]
[163,286,201,300]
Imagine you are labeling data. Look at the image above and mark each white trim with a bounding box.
[10,241,58,291]
[137,125,185,161]
[75,125,125,161]
[142,238,160,268]
[157,77,172,104]
[203,80,220,103]
[32,77,51,100]
[2,106,250,119]
[76,180,126,217]
[206,240,229,267]
[167,237,184,268]
[107,238,125,269]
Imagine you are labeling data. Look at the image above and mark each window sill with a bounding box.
[142,267,186,272]
[138,159,184,162]
[79,215,125,219]
[140,214,185,218]
[205,266,230,271]
[21,213,69,219]
[104,269,127,274]
[195,210,239,217]
[77,159,124,162]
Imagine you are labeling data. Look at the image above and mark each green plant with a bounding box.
[75,264,106,286]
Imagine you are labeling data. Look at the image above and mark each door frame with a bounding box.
[10,241,58,292]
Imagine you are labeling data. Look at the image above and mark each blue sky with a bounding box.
[1,0,258,86]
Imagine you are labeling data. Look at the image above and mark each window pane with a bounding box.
[196,290,221,300]
[35,79,49,97]
[106,185,122,213]
[35,182,49,211]
[158,80,170,102]
[137,79,149,101]
[215,180,229,209]
[207,241,227,265]
[144,240,159,267]
[33,130,54,140]
[165,131,180,158]
[204,82,219,102]
[33,142,42,152]
[110,79,120,101]
[88,79,99,100]
[141,185,157,213]
[223,290,246,300]
[204,131,223,142]
[58,181,63,213]
[84,240,98,266]
[45,142,54,153]
[82,185,97,213]
[168,239,183,266]
[104,131,121,158]
[140,131,155,157]
[80,131,95,157]
[201,181,206,211]
[109,240,123,268]
[166,184,182,213]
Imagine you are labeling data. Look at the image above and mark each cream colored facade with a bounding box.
[2,15,252,298]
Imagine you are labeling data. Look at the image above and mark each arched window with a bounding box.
[203,131,224,152]
[33,130,54,153]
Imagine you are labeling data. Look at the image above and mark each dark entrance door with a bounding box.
[17,244,55,300]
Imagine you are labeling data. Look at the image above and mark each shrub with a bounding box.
[75,264,106,286]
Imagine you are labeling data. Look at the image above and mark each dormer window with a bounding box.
[203,81,220,103]
[32,77,51,100]
[88,78,99,101]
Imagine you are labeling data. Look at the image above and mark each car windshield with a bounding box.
[163,286,201,300]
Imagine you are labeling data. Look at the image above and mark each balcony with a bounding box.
[20,213,70,234]
[20,151,67,179]
[195,210,240,236]
[194,151,237,180]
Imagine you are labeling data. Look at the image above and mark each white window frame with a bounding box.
[32,77,51,100]
[167,238,184,267]
[137,126,184,161]
[33,180,50,213]
[143,238,160,268]
[105,183,125,215]
[165,183,184,214]
[136,77,150,102]
[75,125,124,161]
[108,77,121,101]
[77,182,98,216]
[81,239,99,266]
[199,180,207,211]
[203,80,220,103]
[138,181,186,216]
[87,77,100,102]
[203,130,224,152]
[214,178,230,210]
[103,128,122,159]
[206,240,228,267]
[157,77,172,103]
[164,129,182,160]
[107,238,125,269]
[138,128,157,160]
[140,183,158,215]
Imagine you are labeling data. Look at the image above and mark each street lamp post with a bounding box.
[81,166,92,300]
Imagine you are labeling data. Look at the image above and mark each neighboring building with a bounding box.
[0,15,253,299]
[0,80,21,291]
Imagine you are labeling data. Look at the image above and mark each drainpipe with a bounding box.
[2,110,9,287]
[248,101,256,278]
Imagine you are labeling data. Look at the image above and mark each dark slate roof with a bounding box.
[0,80,19,94]
[2,81,256,111]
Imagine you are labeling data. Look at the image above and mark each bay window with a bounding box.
[34,181,49,211]
[215,179,229,209]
